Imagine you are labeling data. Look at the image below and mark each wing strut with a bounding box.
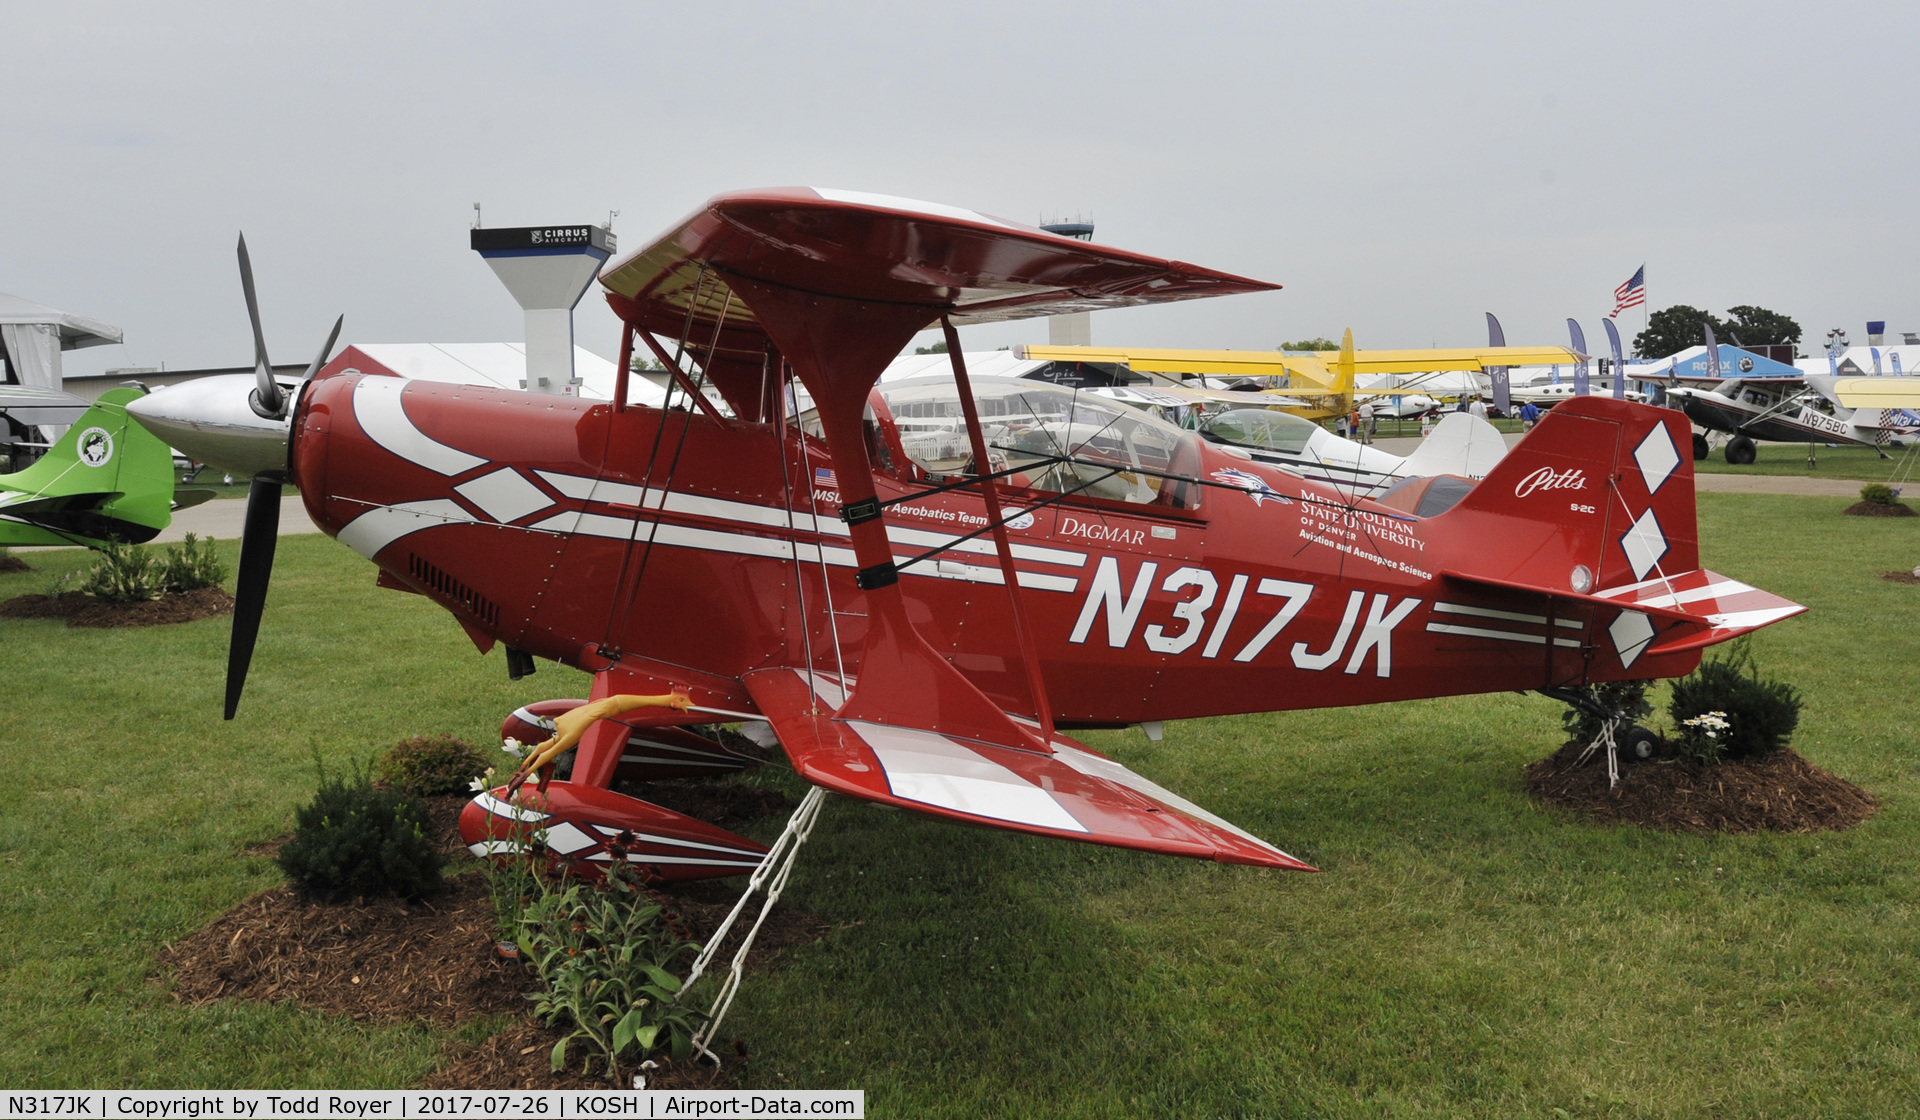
[942,316,1056,744]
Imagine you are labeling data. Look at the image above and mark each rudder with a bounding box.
[1437,396,1698,594]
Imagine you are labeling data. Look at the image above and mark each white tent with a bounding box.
[0,292,123,393]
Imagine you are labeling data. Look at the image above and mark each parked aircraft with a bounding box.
[137,189,1802,909]
[1017,333,1581,422]
[1078,381,1508,499]
[0,385,209,548]
[1658,340,1914,462]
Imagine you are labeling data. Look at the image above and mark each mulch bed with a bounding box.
[167,779,824,1088]
[1844,500,1917,517]
[1526,741,1878,833]
[160,874,533,1028]
[1884,571,1920,585]
[0,554,29,573]
[0,587,232,627]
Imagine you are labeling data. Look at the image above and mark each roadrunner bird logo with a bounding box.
[1211,467,1291,507]
[78,427,114,468]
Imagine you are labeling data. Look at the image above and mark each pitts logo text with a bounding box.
[1513,467,1587,498]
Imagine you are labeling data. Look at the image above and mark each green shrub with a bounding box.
[1559,679,1653,742]
[519,851,707,1080]
[278,764,445,901]
[79,543,164,602]
[1859,483,1896,505]
[375,734,490,796]
[1667,641,1802,764]
[160,532,226,592]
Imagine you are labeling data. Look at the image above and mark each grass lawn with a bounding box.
[1690,441,1920,485]
[3,496,1917,1115]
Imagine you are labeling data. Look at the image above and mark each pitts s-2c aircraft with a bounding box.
[141,190,1806,893]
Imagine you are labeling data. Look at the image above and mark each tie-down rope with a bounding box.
[680,784,827,1065]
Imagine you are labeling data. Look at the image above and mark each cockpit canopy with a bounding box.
[1201,407,1323,455]
[868,375,1205,510]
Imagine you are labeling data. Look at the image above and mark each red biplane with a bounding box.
[153,189,1804,887]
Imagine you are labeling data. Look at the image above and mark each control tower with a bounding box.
[1039,222,1094,346]
[470,224,616,395]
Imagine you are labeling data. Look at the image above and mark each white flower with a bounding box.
[502,737,525,757]
[1684,710,1730,739]
[468,776,489,792]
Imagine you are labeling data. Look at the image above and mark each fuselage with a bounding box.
[1668,381,1875,446]
[291,369,1703,727]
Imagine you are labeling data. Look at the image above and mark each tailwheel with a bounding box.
[1619,724,1661,764]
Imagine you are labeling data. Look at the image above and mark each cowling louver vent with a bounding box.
[408,553,499,628]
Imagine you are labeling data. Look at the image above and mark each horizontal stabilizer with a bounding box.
[743,667,1314,871]
[1443,567,1804,671]
[1591,568,1806,658]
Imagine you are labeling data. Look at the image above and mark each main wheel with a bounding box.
[1619,725,1661,763]
[1726,436,1757,465]
[1692,433,1710,461]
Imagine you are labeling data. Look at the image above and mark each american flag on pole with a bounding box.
[1608,265,1646,318]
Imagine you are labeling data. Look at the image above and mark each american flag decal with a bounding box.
[814,466,837,487]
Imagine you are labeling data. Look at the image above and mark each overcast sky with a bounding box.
[6,1,1915,380]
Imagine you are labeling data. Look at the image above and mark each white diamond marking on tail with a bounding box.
[1609,609,1656,669]
[1633,426,1682,495]
[1619,508,1669,580]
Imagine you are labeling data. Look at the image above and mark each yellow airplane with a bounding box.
[1015,329,1585,420]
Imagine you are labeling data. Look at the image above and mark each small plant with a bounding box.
[519,845,707,1081]
[1666,640,1802,764]
[278,760,446,902]
[375,734,490,796]
[160,533,226,592]
[474,780,549,941]
[1860,483,1897,506]
[42,569,78,599]
[1559,679,1653,743]
[79,543,164,602]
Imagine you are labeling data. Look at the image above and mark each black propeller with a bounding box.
[225,474,282,719]
[223,235,340,719]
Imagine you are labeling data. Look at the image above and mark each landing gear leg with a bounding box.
[1539,687,1654,788]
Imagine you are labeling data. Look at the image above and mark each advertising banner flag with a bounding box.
[1602,318,1626,400]
[1569,319,1589,395]
[1485,312,1510,414]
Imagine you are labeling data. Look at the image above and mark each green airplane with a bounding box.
[0,385,211,548]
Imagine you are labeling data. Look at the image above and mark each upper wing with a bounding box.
[598,187,1278,422]
[1806,374,1920,409]
[0,384,90,426]
[742,667,1315,872]
[1016,343,1585,390]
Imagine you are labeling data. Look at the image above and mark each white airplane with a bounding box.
[1080,381,1509,503]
